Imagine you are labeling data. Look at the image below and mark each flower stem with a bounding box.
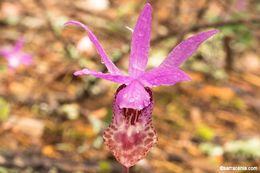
[123,166,129,173]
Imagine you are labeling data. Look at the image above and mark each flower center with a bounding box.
[122,108,141,125]
[116,80,150,110]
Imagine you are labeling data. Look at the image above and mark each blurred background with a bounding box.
[0,0,259,172]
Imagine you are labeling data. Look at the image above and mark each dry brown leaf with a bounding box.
[198,85,235,101]
[152,160,183,173]
[42,145,60,158]
[3,116,45,139]
[187,72,205,82]
[242,73,260,87]
[90,108,107,119]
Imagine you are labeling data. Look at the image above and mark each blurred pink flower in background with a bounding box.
[0,37,32,70]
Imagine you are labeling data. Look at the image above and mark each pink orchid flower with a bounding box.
[0,37,32,70]
[65,3,218,168]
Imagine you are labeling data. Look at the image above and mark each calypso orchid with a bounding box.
[65,3,218,168]
[0,37,32,70]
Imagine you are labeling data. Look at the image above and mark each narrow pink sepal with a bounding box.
[65,21,121,75]
[160,29,219,67]
[13,36,24,52]
[0,49,10,57]
[20,54,33,65]
[138,29,218,87]
[0,37,24,57]
[140,67,191,87]
[74,68,131,84]
[128,3,152,78]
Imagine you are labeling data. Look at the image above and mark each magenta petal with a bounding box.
[160,29,219,67]
[140,67,191,87]
[74,68,131,84]
[103,85,157,168]
[65,21,121,75]
[116,80,150,110]
[138,29,218,87]
[21,54,32,65]
[0,49,11,57]
[128,3,152,78]
[0,37,24,58]
[13,36,24,52]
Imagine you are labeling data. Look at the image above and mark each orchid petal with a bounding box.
[0,49,10,57]
[65,21,121,75]
[129,3,152,78]
[160,29,219,68]
[21,54,33,65]
[116,80,150,110]
[74,68,131,84]
[13,36,24,52]
[140,67,191,87]
[0,37,24,57]
[139,30,218,87]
